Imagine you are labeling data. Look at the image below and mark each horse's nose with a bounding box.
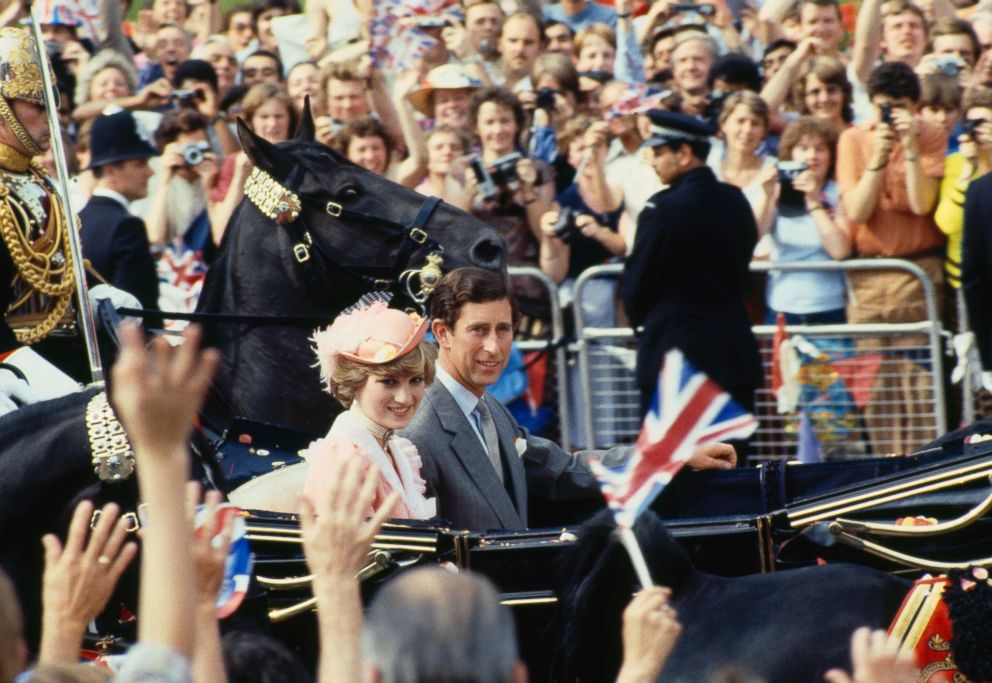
[471,236,505,270]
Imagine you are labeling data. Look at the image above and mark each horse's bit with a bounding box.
[244,166,444,305]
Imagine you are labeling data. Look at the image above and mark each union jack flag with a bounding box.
[589,348,758,528]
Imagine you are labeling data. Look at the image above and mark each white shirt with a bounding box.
[435,364,491,453]
[91,186,130,211]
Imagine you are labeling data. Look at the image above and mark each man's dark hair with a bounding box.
[542,18,573,39]
[867,61,921,102]
[154,108,209,150]
[661,138,711,162]
[224,5,254,31]
[243,49,284,78]
[763,38,797,60]
[221,632,312,683]
[707,53,761,92]
[251,0,300,20]
[172,58,218,92]
[430,267,519,331]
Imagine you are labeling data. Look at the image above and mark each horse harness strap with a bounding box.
[244,166,445,303]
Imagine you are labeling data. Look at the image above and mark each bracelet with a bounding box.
[867,163,887,172]
[617,11,631,17]
[904,153,920,162]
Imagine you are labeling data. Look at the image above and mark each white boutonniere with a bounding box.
[514,437,527,457]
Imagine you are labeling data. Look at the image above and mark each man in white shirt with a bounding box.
[79,110,160,310]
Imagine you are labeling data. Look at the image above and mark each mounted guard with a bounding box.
[0,25,101,414]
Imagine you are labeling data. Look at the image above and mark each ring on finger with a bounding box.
[97,555,111,566]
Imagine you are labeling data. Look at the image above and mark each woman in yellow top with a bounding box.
[934,87,992,326]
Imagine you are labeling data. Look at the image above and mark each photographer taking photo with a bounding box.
[539,116,626,286]
[766,116,852,326]
[143,109,219,317]
[467,86,556,325]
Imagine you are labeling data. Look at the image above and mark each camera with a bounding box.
[879,102,893,125]
[469,153,526,201]
[962,118,986,135]
[777,161,809,215]
[671,2,716,14]
[469,156,499,201]
[777,160,809,182]
[535,87,558,111]
[171,88,204,106]
[703,89,728,125]
[488,152,522,186]
[553,207,583,245]
[933,55,965,76]
[182,141,212,167]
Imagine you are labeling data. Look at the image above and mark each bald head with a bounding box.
[363,568,520,683]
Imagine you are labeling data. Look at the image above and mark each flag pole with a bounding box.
[618,525,654,589]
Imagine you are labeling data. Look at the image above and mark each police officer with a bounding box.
[0,27,81,414]
[622,110,762,422]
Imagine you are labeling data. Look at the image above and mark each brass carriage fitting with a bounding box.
[245,167,301,224]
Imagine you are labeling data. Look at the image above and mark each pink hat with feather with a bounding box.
[312,294,428,390]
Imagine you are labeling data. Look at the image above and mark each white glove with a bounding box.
[0,367,43,416]
[89,283,142,317]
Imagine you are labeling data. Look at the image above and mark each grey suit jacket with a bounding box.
[402,381,625,531]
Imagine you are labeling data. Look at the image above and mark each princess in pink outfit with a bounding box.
[301,297,437,520]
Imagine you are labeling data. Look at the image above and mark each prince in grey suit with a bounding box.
[402,268,736,531]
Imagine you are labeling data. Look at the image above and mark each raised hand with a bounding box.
[616,586,682,683]
[823,627,917,683]
[39,500,138,664]
[110,323,219,463]
[301,456,397,583]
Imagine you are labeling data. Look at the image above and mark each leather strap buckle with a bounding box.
[294,243,310,263]
[408,227,428,244]
[325,201,342,217]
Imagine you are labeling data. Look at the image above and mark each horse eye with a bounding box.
[340,186,359,200]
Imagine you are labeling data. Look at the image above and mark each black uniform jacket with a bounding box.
[963,171,992,370]
[622,165,763,412]
[79,195,159,310]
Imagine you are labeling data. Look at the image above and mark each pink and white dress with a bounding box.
[302,405,436,520]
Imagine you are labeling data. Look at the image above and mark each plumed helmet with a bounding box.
[0,28,46,106]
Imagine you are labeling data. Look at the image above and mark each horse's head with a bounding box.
[551,510,696,683]
[234,105,506,308]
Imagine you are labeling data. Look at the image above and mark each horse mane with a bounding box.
[551,509,696,683]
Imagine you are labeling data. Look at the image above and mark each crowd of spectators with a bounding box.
[10,0,992,443]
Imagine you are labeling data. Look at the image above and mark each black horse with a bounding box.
[552,510,911,683]
[0,108,506,645]
[196,110,504,434]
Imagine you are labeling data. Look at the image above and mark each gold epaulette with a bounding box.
[0,171,75,344]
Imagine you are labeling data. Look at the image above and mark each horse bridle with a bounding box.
[244,165,445,305]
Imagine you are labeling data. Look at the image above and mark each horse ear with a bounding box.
[294,97,316,143]
[237,117,281,174]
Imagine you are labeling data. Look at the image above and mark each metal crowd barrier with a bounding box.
[507,266,570,448]
[573,260,947,462]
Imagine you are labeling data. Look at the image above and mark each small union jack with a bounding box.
[589,348,758,528]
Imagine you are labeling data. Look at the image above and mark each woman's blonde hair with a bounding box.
[717,90,769,130]
[241,83,298,138]
[329,341,438,408]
